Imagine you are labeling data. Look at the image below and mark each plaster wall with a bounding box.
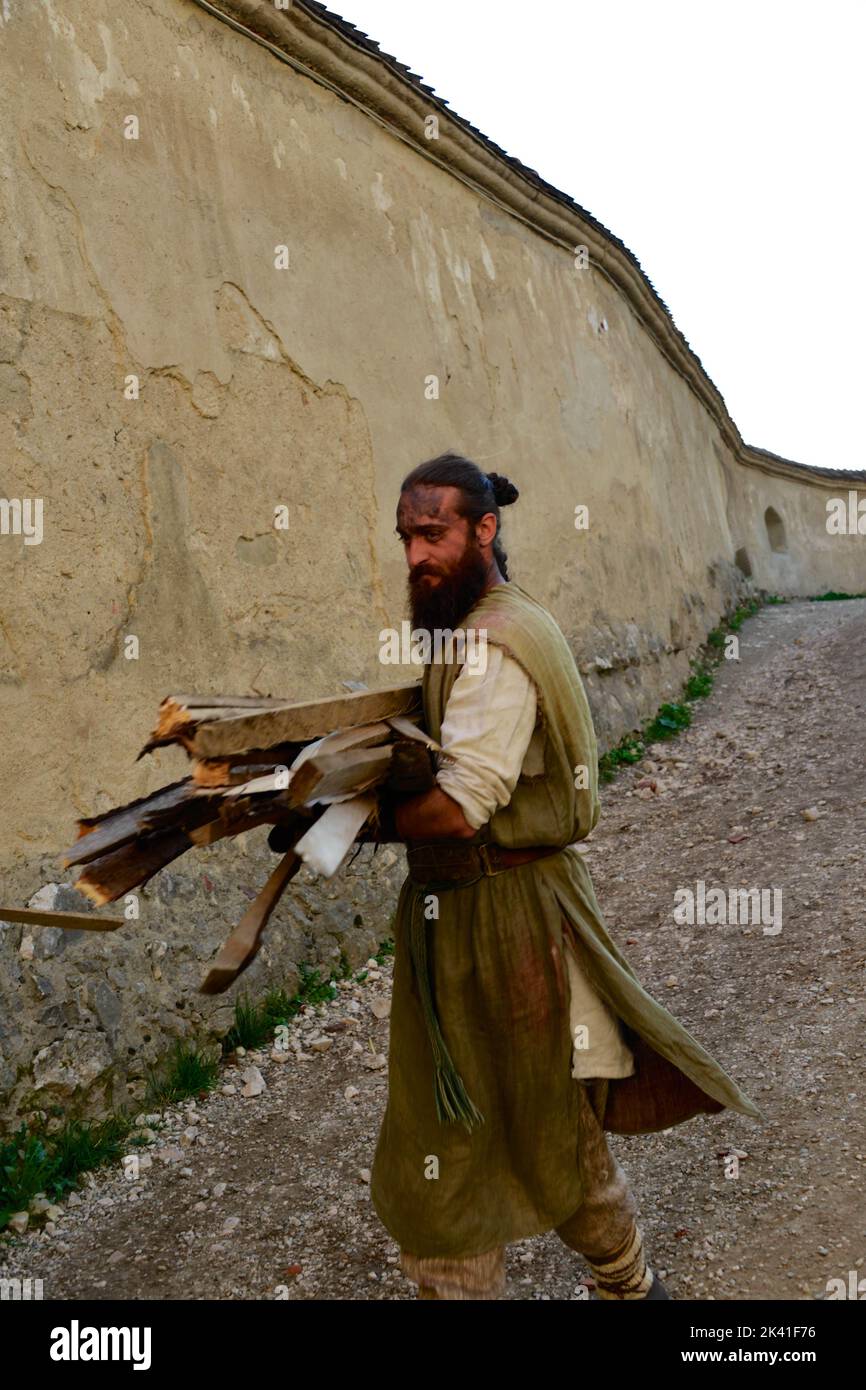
[0,0,862,1118]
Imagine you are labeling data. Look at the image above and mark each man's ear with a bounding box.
[475,511,498,548]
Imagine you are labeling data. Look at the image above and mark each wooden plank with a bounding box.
[159,705,281,725]
[192,742,302,788]
[150,692,383,747]
[185,803,306,847]
[145,695,292,752]
[199,851,302,995]
[74,830,193,906]
[62,780,195,867]
[224,721,393,799]
[192,761,286,790]
[73,778,193,835]
[0,906,125,932]
[293,795,377,876]
[139,795,221,836]
[165,694,298,710]
[292,720,393,764]
[289,744,394,805]
[192,681,420,758]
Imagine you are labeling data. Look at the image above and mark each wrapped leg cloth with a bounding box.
[400,1078,653,1300]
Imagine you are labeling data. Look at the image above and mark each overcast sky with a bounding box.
[339,0,864,471]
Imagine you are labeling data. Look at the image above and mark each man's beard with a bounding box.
[407,539,490,636]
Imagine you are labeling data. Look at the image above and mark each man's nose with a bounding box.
[405,537,432,570]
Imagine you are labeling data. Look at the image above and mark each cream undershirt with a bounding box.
[435,646,634,1081]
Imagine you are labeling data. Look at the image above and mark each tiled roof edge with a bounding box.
[188,0,866,489]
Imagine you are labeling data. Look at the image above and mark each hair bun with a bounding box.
[486,472,519,506]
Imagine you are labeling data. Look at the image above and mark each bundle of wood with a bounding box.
[46,680,439,993]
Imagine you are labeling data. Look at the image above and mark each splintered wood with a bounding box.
[138,682,422,759]
[49,680,431,992]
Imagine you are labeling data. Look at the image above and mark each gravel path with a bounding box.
[3,598,865,1301]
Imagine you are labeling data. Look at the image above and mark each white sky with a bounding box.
[338,0,864,471]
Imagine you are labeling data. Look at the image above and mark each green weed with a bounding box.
[0,1113,135,1232]
[810,591,866,602]
[145,1039,221,1106]
[221,966,339,1055]
[642,702,692,742]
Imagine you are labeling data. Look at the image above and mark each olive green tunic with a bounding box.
[370,582,763,1259]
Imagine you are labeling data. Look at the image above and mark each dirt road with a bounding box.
[3,598,864,1300]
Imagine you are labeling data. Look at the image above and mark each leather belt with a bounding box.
[406,840,563,887]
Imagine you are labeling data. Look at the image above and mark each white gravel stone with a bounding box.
[240,1066,266,1097]
[156,1145,185,1164]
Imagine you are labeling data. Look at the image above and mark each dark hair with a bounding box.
[400,450,519,578]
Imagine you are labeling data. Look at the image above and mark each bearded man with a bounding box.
[367,450,761,1301]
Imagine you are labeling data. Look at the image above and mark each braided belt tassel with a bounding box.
[407,890,485,1132]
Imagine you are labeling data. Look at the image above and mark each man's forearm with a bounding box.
[394,786,478,841]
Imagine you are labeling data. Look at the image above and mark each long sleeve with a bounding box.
[435,645,538,831]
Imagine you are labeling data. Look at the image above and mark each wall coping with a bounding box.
[188,0,866,491]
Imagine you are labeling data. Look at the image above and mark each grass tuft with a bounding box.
[0,1113,134,1232]
[221,965,339,1055]
[642,701,692,742]
[810,590,866,602]
[144,1039,221,1106]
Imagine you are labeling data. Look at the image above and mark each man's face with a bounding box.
[396,484,490,633]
